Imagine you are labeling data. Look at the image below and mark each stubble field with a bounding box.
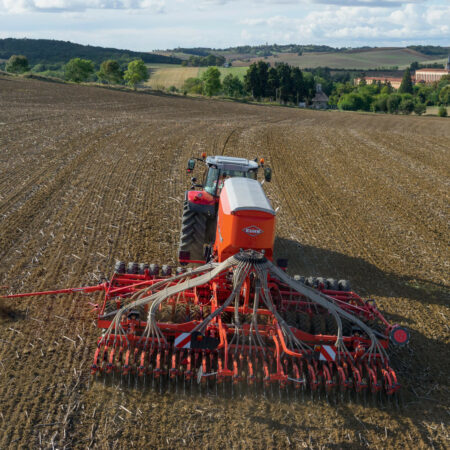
[0,75,449,449]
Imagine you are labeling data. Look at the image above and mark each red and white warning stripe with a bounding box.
[174,332,191,349]
[319,345,337,362]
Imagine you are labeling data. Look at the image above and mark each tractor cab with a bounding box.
[187,155,271,200]
[202,156,259,196]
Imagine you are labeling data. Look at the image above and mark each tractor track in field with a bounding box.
[0,75,449,449]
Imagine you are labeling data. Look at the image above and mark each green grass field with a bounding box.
[145,64,248,89]
[424,105,449,116]
[231,48,442,70]
[197,66,247,79]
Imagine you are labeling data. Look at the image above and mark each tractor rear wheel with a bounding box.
[178,201,207,261]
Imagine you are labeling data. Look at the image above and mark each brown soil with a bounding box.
[0,76,448,449]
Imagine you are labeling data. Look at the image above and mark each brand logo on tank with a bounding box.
[243,226,263,237]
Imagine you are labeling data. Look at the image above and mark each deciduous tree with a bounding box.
[6,54,29,73]
[202,67,221,97]
[97,60,123,84]
[65,58,94,82]
[124,59,149,90]
[413,102,426,116]
[222,74,244,97]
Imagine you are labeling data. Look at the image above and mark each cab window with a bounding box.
[204,167,258,195]
[204,167,219,195]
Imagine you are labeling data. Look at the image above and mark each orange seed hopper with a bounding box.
[214,177,276,262]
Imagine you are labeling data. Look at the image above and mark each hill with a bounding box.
[0,38,181,66]
[231,48,444,70]
[156,45,449,70]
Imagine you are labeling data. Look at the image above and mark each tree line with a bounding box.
[4,54,149,89]
[181,61,321,103]
[181,54,226,67]
[331,68,449,116]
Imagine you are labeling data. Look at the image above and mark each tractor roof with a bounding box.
[206,155,259,171]
[222,177,275,216]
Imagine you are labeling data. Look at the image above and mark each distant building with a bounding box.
[311,84,328,109]
[415,57,450,83]
[354,76,404,89]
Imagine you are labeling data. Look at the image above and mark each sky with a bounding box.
[0,0,449,51]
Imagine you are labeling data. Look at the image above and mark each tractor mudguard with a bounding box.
[185,190,216,216]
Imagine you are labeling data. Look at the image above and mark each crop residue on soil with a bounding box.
[0,75,449,448]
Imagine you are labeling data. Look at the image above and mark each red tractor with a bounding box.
[179,154,272,263]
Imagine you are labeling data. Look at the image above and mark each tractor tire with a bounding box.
[114,260,126,274]
[178,201,207,261]
[296,312,311,332]
[311,314,326,335]
[325,314,338,335]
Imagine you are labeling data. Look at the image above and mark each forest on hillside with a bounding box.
[0,38,181,66]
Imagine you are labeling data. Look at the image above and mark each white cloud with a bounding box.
[0,0,165,13]
[241,3,450,44]
[0,0,447,49]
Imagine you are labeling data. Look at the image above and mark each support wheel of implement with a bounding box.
[325,314,338,335]
[114,260,126,274]
[296,312,311,332]
[293,275,305,284]
[316,277,326,289]
[149,263,159,276]
[178,201,207,261]
[139,263,149,275]
[326,278,339,290]
[161,265,172,277]
[283,310,297,327]
[312,314,326,335]
[338,279,351,291]
[127,262,139,274]
[342,319,352,336]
